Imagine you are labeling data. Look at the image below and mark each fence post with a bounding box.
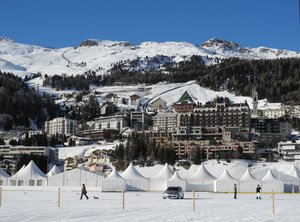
[0,187,2,207]
[292,185,294,194]
[58,187,61,208]
[192,190,195,212]
[122,189,125,210]
[272,191,275,215]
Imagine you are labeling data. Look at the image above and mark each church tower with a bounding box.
[251,87,258,116]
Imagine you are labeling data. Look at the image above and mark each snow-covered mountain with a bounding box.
[0,37,300,77]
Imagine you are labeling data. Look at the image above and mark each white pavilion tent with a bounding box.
[47,165,61,177]
[150,163,174,191]
[167,171,186,191]
[102,168,126,192]
[214,168,238,192]
[121,163,149,191]
[261,169,284,193]
[287,165,300,178]
[9,161,47,186]
[187,164,200,178]
[274,166,300,193]
[187,164,216,192]
[8,165,25,186]
[47,168,103,187]
[0,168,9,186]
[238,168,261,193]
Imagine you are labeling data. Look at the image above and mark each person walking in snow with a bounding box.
[256,185,262,199]
[234,183,237,199]
[80,184,89,200]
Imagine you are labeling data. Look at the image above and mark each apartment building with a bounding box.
[45,117,78,136]
[153,112,177,131]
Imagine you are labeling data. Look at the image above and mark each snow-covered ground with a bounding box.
[0,190,299,222]
[57,142,119,160]
[27,76,283,112]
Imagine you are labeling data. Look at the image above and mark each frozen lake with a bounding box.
[0,190,299,221]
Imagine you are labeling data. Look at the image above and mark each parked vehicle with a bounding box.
[162,186,184,199]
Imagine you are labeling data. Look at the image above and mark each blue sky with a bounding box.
[0,0,299,51]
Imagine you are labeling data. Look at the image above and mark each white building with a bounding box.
[259,107,287,119]
[20,130,44,139]
[45,117,78,136]
[277,141,300,162]
[94,114,129,130]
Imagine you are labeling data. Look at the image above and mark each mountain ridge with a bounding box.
[0,37,299,77]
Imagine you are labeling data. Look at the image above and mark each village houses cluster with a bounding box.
[0,89,300,176]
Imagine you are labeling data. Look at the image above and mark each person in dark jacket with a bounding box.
[256,185,262,199]
[80,184,89,200]
[234,183,237,199]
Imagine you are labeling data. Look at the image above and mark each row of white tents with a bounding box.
[1,161,300,193]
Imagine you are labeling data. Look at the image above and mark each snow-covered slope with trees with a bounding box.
[1,37,299,77]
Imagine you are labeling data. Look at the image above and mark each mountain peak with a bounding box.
[0,37,14,42]
[202,38,240,50]
[79,39,99,47]
[79,39,132,47]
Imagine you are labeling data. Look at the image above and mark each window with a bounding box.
[29,180,34,186]
[10,180,16,186]
[37,180,43,186]
[18,180,24,186]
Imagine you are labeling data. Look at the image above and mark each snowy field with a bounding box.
[0,190,299,222]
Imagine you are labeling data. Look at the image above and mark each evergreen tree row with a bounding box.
[107,56,300,103]
[42,72,103,91]
[114,135,176,165]
[0,71,59,129]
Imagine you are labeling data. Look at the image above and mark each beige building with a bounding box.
[153,112,177,131]
[64,156,87,171]
[87,150,112,165]
[150,97,168,111]
[0,145,47,159]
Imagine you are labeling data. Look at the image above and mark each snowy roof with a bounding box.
[216,168,237,182]
[168,171,185,182]
[47,165,61,177]
[10,161,46,180]
[189,164,216,181]
[0,168,9,178]
[239,168,259,182]
[121,163,147,180]
[287,165,300,179]
[261,169,281,182]
[106,168,124,180]
[151,163,174,180]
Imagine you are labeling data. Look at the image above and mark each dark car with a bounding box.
[162,186,184,199]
